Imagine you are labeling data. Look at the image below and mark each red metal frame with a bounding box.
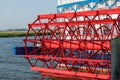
[23,8,120,80]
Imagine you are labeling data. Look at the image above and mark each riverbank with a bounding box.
[0,31,34,37]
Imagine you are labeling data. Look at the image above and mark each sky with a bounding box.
[0,0,57,30]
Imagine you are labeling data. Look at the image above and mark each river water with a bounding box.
[0,37,52,80]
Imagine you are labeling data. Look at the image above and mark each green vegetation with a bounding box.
[0,31,34,37]
[0,31,52,38]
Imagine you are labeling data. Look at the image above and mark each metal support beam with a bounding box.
[111,37,120,80]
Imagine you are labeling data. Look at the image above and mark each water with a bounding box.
[0,37,51,80]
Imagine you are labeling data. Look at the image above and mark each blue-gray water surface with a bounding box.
[0,37,52,80]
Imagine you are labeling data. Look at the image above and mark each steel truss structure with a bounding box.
[57,0,120,13]
[23,8,120,80]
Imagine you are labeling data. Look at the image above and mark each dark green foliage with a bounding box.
[0,31,34,37]
[0,31,52,37]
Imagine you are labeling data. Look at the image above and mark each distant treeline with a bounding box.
[0,31,52,37]
[6,28,27,31]
[0,31,34,37]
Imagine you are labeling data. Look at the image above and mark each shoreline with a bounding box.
[0,31,51,38]
[0,31,34,37]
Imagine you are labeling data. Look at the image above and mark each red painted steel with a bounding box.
[31,67,110,80]
[44,40,110,50]
[23,8,120,79]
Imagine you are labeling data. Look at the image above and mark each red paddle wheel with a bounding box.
[23,8,120,80]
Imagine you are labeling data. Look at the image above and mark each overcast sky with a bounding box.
[0,0,57,30]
